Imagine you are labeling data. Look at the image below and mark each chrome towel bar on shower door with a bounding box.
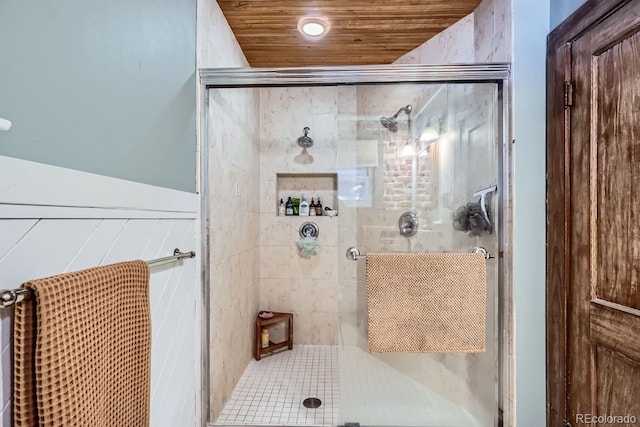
[345,246,495,261]
[0,248,196,308]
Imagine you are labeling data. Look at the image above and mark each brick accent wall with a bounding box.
[382,138,435,212]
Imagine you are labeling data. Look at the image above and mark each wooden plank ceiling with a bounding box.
[217,0,482,67]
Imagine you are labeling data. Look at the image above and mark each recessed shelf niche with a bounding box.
[276,173,338,216]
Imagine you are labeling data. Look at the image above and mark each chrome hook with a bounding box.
[472,185,497,229]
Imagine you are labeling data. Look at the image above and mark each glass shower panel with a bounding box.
[336,82,499,427]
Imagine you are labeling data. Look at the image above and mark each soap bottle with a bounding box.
[285,197,294,216]
[315,197,323,216]
[261,327,269,348]
[278,198,285,216]
[299,194,309,216]
[309,198,316,216]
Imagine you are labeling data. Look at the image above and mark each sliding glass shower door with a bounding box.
[336,82,501,427]
[201,65,508,427]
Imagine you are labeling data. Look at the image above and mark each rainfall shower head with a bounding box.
[380,105,413,133]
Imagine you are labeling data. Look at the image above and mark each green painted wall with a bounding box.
[0,0,196,192]
[513,0,550,424]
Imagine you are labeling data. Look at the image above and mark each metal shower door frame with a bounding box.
[198,63,512,427]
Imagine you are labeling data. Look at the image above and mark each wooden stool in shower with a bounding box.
[254,312,293,360]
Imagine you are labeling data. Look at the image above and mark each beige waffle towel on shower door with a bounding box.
[13,260,151,427]
[366,253,486,353]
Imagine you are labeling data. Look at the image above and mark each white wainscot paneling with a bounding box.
[0,218,200,427]
[0,156,201,427]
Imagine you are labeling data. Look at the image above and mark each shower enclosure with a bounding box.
[200,64,510,427]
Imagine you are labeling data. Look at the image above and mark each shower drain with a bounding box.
[302,397,322,408]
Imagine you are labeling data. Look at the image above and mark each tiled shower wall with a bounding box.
[474,0,512,63]
[207,85,261,419]
[199,2,263,421]
[258,87,354,346]
[394,0,511,65]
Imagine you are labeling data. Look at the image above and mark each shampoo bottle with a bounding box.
[309,198,316,216]
[285,197,294,216]
[299,194,309,216]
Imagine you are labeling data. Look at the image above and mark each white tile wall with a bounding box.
[259,87,342,347]
[208,85,262,421]
[197,1,261,422]
[394,15,475,64]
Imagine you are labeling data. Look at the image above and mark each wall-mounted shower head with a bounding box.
[380,105,413,133]
[297,127,313,148]
[380,116,398,132]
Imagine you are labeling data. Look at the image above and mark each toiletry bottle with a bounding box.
[285,197,294,216]
[309,198,316,216]
[278,198,285,216]
[261,327,269,348]
[315,197,323,216]
[299,194,309,216]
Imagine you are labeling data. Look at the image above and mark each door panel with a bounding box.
[574,0,640,419]
[595,346,640,418]
[337,82,500,427]
[548,0,640,425]
[595,30,640,310]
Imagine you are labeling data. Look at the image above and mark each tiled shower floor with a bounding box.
[214,345,479,427]
[214,345,339,426]
[338,346,479,427]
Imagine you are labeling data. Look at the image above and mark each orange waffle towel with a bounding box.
[366,253,486,353]
[13,261,151,427]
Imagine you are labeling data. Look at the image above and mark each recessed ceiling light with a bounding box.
[298,17,330,38]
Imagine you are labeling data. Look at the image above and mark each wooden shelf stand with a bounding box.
[254,312,293,361]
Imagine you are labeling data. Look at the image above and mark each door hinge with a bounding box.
[564,81,573,107]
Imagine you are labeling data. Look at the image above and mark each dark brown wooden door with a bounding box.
[548,1,640,426]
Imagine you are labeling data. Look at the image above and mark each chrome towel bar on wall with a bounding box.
[345,246,495,261]
[0,248,196,308]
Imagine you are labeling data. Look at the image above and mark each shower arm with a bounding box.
[411,136,417,212]
[406,109,417,213]
[393,105,413,118]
